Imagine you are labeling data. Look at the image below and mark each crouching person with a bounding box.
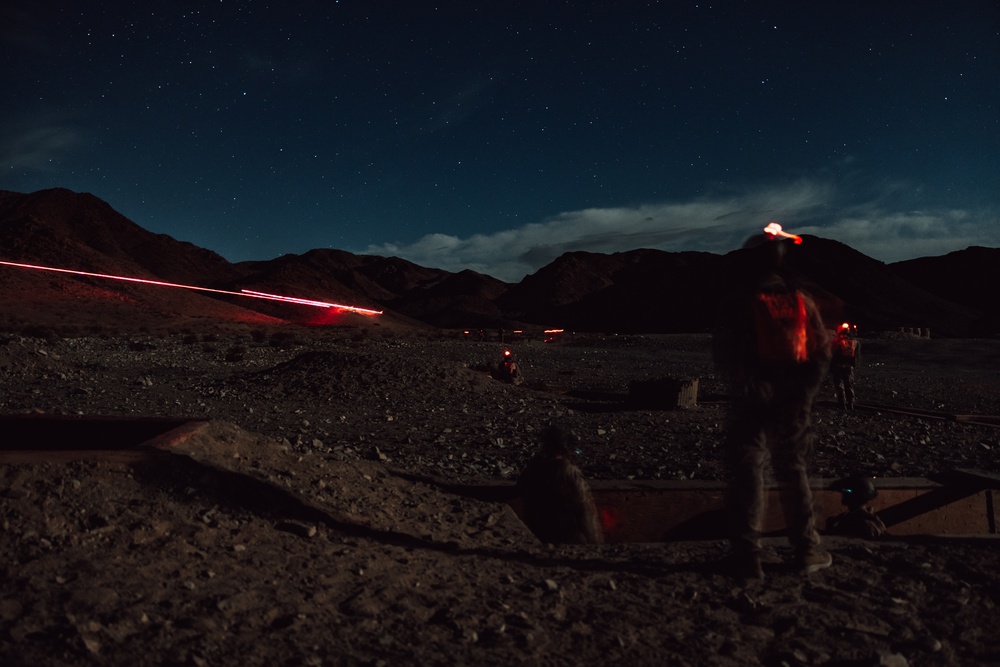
[495,349,524,385]
[518,425,603,545]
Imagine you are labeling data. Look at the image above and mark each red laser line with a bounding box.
[240,289,383,315]
[0,259,383,315]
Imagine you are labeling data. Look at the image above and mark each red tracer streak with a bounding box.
[0,259,383,316]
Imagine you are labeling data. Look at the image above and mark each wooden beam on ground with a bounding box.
[505,477,997,543]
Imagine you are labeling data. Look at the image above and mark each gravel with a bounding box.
[2,328,1000,666]
[2,330,998,483]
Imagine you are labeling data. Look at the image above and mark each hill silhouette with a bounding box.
[891,247,1000,337]
[0,188,993,336]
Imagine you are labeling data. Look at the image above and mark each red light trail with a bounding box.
[763,222,803,244]
[238,289,382,315]
[0,259,383,316]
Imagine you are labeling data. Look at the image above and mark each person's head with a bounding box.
[739,223,802,275]
[538,425,579,459]
[740,232,789,274]
[836,473,878,509]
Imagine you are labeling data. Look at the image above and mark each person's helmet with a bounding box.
[741,222,802,249]
[741,232,781,250]
[739,222,803,273]
[835,473,878,505]
[741,232,787,272]
[538,424,579,459]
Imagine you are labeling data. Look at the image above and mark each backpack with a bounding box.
[832,334,857,361]
[751,289,810,364]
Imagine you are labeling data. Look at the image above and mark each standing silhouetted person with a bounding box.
[830,322,860,410]
[712,225,833,579]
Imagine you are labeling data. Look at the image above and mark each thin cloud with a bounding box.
[364,181,841,281]
[422,78,493,133]
[1,117,82,173]
[364,180,999,281]
[814,208,999,263]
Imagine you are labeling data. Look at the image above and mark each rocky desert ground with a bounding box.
[1,324,999,666]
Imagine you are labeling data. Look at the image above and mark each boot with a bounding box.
[796,547,833,574]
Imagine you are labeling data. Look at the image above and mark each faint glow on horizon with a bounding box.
[0,259,383,316]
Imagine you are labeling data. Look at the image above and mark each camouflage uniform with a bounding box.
[518,426,603,545]
[497,359,523,385]
[830,330,859,409]
[826,506,886,538]
[715,267,832,566]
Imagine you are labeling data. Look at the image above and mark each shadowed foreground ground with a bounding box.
[2,330,999,665]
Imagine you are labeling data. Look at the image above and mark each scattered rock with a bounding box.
[1,332,998,665]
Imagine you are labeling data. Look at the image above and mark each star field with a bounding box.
[2,1,998,281]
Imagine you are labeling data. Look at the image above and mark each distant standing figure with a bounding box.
[830,322,860,410]
[713,225,833,579]
[518,425,603,545]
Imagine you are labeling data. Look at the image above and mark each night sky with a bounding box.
[3,1,998,282]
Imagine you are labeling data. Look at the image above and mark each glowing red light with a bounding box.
[0,259,382,316]
[763,222,803,244]
[599,506,621,531]
[240,289,383,315]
